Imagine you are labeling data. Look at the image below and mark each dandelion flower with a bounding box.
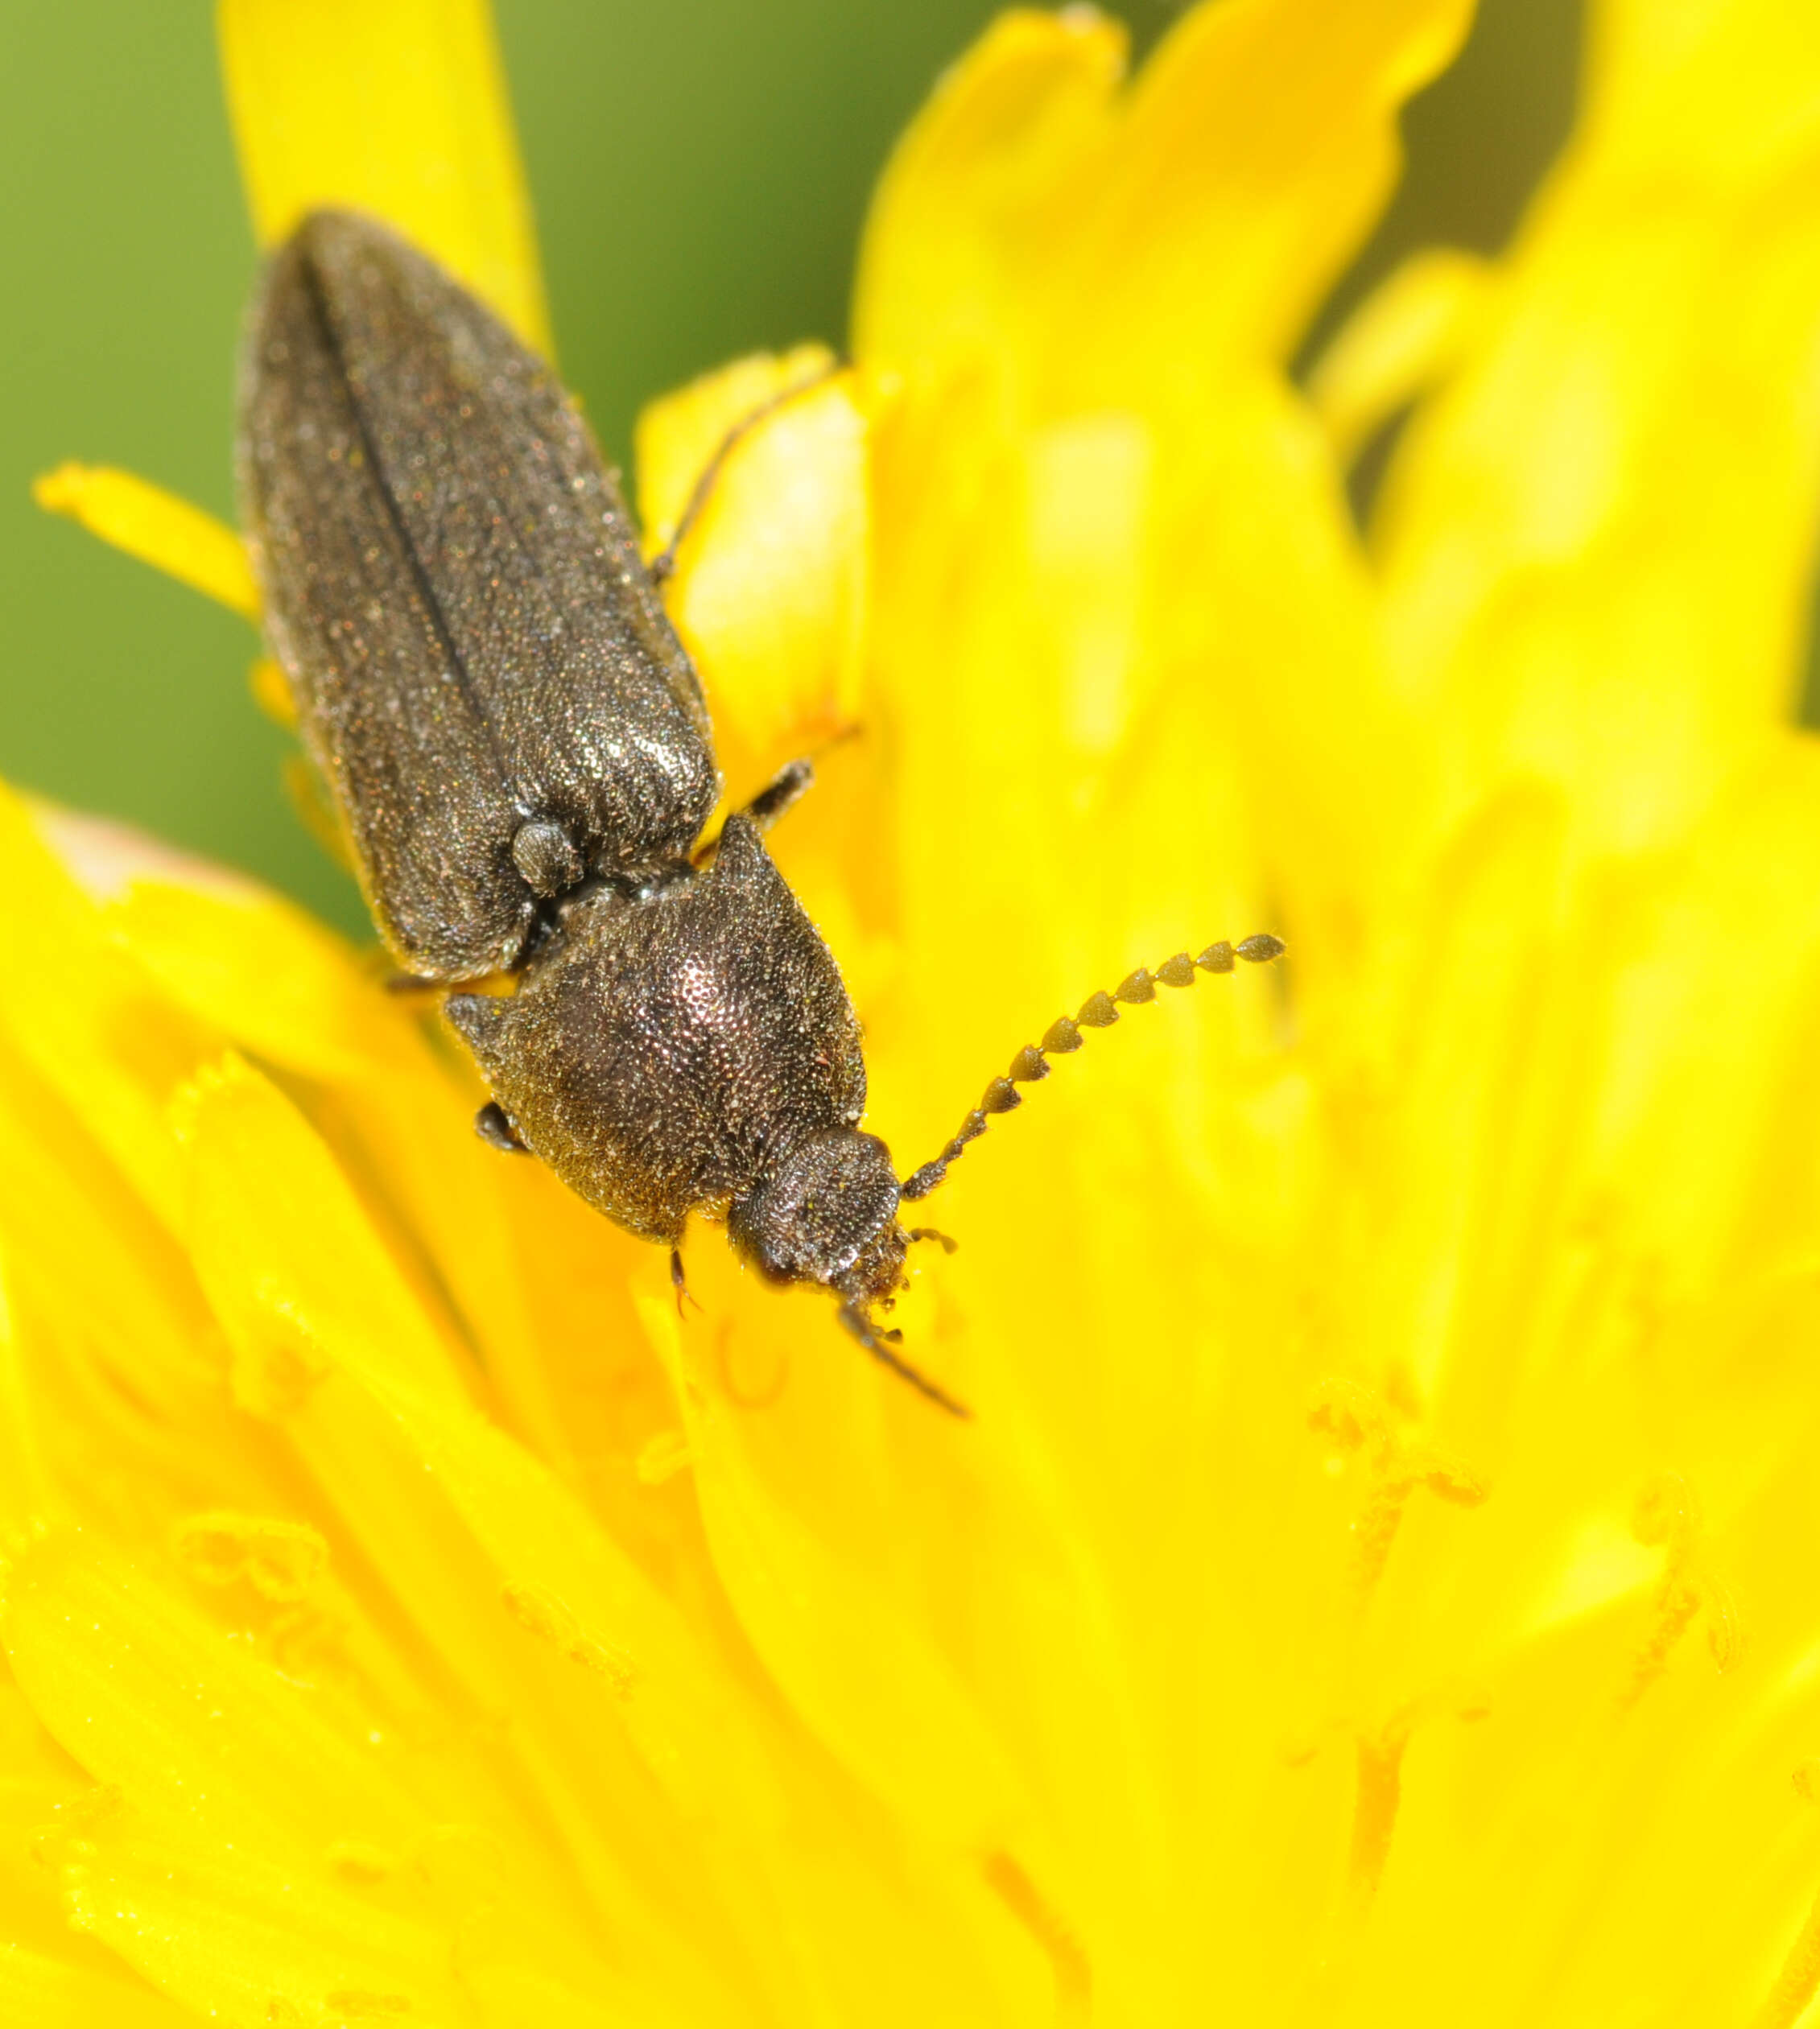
[14,0,1820,2023]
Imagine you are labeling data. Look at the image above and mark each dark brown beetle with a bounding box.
[238,210,1281,1417]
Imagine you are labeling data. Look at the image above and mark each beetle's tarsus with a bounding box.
[670,1248,702,1318]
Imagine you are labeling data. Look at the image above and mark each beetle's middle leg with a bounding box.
[383,969,443,998]
[693,757,817,868]
[741,757,815,832]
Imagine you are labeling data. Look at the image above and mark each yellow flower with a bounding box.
[15,0,1820,2021]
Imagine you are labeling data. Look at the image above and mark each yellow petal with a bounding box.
[1064,0,1475,380]
[637,347,839,554]
[1377,0,1820,854]
[0,1942,195,2029]
[637,1273,1033,1855]
[0,791,211,1233]
[174,1054,475,1412]
[854,0,1476,1012]
[635,348,868,786]
[4,1530,488,2023]
[108,876,394,1087]
[854,9,1126,385]
[32,464,258,620]
[1587,737,1820,1298]
[217,0,548,353]
[171,1054,998,2019]
[856,0,1474,394]
[247,655,297,728]
[1306,247,1493,470]
[0,1044,241,1549]
[0,1272,52,1554]
[6,1531,428,1857]
[179,1058,784,1825]
[99,857,603,1487]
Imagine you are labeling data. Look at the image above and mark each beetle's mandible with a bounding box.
[238,210,1283,1417]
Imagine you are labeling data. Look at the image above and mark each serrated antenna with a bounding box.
[899,934,1286,1202]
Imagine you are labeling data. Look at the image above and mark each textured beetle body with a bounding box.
[240,211,720,979]
[445,814,870,1247]
[239,211,922,1367]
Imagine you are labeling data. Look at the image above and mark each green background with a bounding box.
[2,0,1579,934]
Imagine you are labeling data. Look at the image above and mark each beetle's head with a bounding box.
[728,1127,905,1301]
[728,1128,969,1417]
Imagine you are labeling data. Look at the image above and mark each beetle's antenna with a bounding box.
[837,1301,972,1419]
[651,360,844,584]
[899,934,1286,1203]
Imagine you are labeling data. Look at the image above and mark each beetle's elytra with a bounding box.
[239,210,1282,1417]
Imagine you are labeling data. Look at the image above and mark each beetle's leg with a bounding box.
[670,1248,703,1318]
[741,757,815,832]
[382,968,443,997]
[906,1227,959,1255]
[698,717,873,864]
[475,1102,530,1155]
[650,361,844,585]
[836,1302,970,1419]
[692,757,818,869]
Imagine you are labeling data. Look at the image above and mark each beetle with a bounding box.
[238,209,1281,1417]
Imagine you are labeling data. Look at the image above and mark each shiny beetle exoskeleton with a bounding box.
[239,211,952,1407]
[239,211,1283,1418]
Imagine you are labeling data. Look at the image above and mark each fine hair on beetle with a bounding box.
[237,208,1283,1420]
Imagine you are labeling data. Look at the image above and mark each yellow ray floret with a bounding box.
[637,346,870,786]
[1306,246,1493,472]
[217,0,548,353]
[32,462,258,621]
[1376,0,1820,859]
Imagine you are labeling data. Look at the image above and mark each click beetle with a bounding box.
[238,210,1281,1416]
